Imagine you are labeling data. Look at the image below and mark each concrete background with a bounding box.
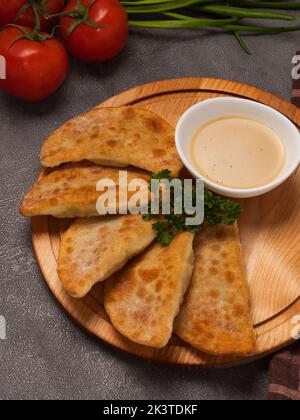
[0,19,299,400]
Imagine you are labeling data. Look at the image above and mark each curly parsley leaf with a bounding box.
[150,169,173,182]
[152,221,174,247]
[143,170,242,246]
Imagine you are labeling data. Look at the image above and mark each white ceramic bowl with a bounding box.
[175,97,300,198]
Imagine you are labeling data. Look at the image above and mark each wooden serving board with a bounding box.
[32,78,300,367]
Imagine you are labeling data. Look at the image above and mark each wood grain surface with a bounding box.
[32,78,300,366]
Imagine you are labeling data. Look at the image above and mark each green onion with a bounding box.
[129,17,238,28]
[234,31,252,55]
[121,0,300,54]
[195,4,295,21]
[228,1,300,10]
[122,0,213,5]
[125,0,210,14]
[164,12,199,20]
[224,23,300,33]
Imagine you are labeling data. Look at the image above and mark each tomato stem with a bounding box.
[5,24,54,45]
[14,0,53,31]
[49,0,102,36]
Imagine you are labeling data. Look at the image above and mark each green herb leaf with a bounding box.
[143,170,243,246]
[150,169,173,182]
[152,221,174,247]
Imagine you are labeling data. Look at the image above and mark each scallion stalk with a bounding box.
[122,0,300,54]
[194,4,295,21]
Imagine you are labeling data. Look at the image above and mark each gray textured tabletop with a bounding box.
[0,21,299,400]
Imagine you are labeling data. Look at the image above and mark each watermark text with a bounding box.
[0,316,6,340]
[0,55,6,80]
[291,315,300,340]
[95,171,204,226]
[292,55,300,80]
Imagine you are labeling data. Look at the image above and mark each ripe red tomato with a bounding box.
[60,0,128,62]
[0,27,69,101]
[0,0,65,32]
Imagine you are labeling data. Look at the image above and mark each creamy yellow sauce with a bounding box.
[191,116,286,189]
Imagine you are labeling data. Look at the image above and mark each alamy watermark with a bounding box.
[0,316,6,340]
[0,55,6,80]
[292,54,300,80]
[291,315,300,340]
[95,171,204,226]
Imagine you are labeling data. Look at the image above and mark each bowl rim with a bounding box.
[175,97,300,196]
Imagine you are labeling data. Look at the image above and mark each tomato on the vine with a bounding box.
[0,26,69,101]
[0,0,65,32]
[59,0,128,62]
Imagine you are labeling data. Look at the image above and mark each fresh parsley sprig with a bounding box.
[143,169,242,246]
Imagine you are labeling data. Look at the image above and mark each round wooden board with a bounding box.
[32,78,300,367]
